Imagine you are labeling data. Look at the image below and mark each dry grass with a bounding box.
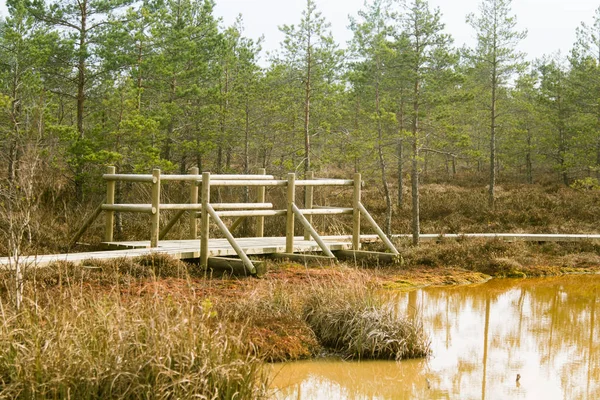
[302,277,431,360]
[215,280,320,362]
[0,290,267,399]
[0,255,195,297]
[394,238,600,277]
[0,255,436,398]
[404,183,600,234]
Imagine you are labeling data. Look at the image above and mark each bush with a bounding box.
[570,177,600,191]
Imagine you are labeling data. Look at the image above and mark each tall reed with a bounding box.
[0,289,268,399]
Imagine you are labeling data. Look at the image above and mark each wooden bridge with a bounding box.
[3,167,600,274]
[0,168,399,275]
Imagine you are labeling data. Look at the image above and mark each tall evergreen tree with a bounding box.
[537,58,576,185]
[467,0,526,207]
[277,0,342,176]
[349,0,396,235]
[27,0,134,199]
[147,0,221,172]
[394,0,455,244]
[571,7,600,177]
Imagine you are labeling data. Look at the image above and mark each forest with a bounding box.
[2,0,600,252]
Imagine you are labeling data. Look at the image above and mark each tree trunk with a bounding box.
[243,98,251,235]
[452,156,457,177]
[375,55,392,236]
[526,128,533,184]
[303,35,312,177]
[397,139,403,208]
[163,77,176,162]
[411,70,420,246]
[397,98,405,209]
[115,180,123,238]
[8,60,20,184]
[74,0,88,202]
[411,134,419,246]
[489,65,497,209]
[559,126,568,186]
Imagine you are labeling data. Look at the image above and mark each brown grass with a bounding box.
[394,238,600,277]
[302,276,431,360]
[0,288,268,399]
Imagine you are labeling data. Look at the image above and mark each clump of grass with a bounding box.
[302,279,430,360]
[0,292,268,399]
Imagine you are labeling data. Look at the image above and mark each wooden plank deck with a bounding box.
[0,236,355,269]
[391,233,600,242]
[2,233,599,270]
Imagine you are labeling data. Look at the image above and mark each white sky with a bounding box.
[1,0,597,63]
[212,0,599,63]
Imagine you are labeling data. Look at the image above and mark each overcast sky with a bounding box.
[212,0,599,63]
[1,0,598,63]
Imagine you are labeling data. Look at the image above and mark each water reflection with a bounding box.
[270,275,600,399]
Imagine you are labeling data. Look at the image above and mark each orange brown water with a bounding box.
[269,275,600,399]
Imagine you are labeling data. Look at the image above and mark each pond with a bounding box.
[269,275,600,399]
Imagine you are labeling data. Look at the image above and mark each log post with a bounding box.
[150,168,161,248]
[256,168,266,237]
[71,202,104,248]
[358,202,399,255]
[104,166,116,242]
[353,173,361,250]
[286,173,296,253]
[303,170,314,240]
[200,172,211,268]
[190,167,199,239]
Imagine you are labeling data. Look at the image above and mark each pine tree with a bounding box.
[467,0,526,207]
[277,0,342,176]
[571,7,600,177]
[27,0,134,200]
[349,0,396,235]
[394,0,455,244]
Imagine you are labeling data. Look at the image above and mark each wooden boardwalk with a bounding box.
[391,233,600,242]
[4,168,600,272]
[0,236,357,269]
[2,232,599,270]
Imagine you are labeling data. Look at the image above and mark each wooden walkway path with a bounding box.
[2,233,600,270]
[0,236,357,269]
[392,233,600,242]
[3,168,599,271]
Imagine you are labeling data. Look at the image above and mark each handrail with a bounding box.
[103,174,155,182]
[160,174,276,181]
[160,202,273,211]
[102,174,354,187]
[101,204,154,213]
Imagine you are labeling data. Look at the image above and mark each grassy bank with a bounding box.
[392,238,600,278]
[0,256,434,398]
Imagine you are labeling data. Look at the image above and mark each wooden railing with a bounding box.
[71,167,399,274]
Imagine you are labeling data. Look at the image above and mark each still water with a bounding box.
[270,275,600,399]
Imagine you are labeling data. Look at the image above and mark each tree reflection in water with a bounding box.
[270,275,600,400]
